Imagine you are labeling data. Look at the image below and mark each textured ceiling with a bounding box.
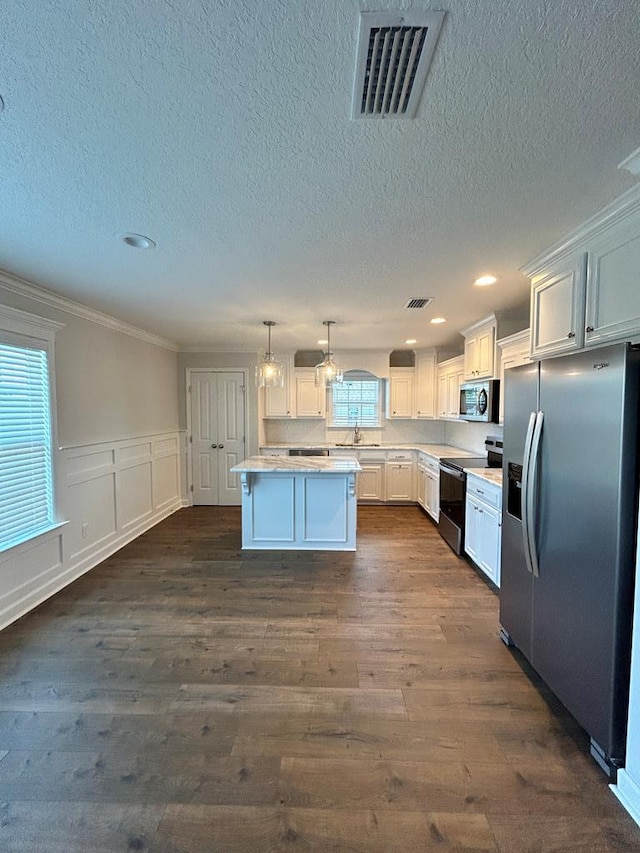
[0,0,639,352]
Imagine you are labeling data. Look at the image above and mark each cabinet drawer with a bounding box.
[467,476,501,509]
[387,450,414,461]
[417,452,439,472]
[261,448,288,457]
[358,449,386,461]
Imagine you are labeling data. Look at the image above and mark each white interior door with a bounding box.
[191,371,245,506]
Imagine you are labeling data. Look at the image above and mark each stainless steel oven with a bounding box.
[438,456,486,555]
[438,438,503,555]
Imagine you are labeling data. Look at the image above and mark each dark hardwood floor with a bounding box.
[1,506,639,852]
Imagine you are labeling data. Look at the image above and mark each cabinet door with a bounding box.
[465,495,481,563]
[295,374,325,418]
[416,466,427,508]
[264,357,293,418]
[585,216,640,348]
[464,336,478,380]
[388,369,415,418]
[437,371,448,417]
[357,463,385,501]
[385,462,414,501]
[415,353,436,418]
[530,254,587,358]
[476,327,495,378]
[479,502,501,586]
[446,369,463,418]
[425,471,439,521]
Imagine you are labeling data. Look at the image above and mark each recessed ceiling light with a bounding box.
[317,339,328,345]
[474,274,497,286]
[430,317,446,324]
[405,339,417,345]
[121,233,156,249]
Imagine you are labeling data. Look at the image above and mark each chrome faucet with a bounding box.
[353,423,363,444]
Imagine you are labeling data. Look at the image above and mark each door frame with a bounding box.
[185,367,249,506]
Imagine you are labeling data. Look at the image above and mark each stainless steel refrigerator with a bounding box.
[500,342,640,775]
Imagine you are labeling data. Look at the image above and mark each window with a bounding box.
[0,306,61,552]
[330,377,381,427]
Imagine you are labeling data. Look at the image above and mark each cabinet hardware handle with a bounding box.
[567,331,575,338]
[211,444,218,448]
[586,325,594,333]
[219,444,224,449]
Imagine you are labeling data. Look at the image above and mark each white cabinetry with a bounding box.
[462,315,497,379]
[417,451,440,522]
[497,329,531,423]
[525,185,640,360]
[295,372,326,418]
[385,461,414,501]
[464,474,502,586]
[529,255,587,358]
[357,463,386,501]
[437,355,464,419]
[415,351,437,418]
[263,355,294,418]
[387,368,415,418]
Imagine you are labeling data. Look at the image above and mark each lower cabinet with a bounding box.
[385,461,414,501]
[464,474,502,586]
[357,463,385,501]
[417,452,440,522]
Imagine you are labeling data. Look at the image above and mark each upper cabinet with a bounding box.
[295,371,326,418]
[387,368,415,418]
[530,254,587,358]
[263,355,294,418]
[437,355,464,419]
[415,351,437,418]
[524,185,640,360]
[497,329,531,423]
[461,315,497,380]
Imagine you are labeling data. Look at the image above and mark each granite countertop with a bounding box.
[231,455,362,474]
[465,467,503,487]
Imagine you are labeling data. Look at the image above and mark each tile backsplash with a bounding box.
[264,417,501,453]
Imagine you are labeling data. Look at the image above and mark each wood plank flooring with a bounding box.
[0,505,639,852]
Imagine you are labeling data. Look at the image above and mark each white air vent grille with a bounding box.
[404,297,433,309]
[352,11,445,119]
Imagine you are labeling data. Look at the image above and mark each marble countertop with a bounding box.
[260,443,479,459]
[232,455,362,474]
[465,467,503,487]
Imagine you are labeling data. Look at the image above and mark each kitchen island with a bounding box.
[230,455,361,550]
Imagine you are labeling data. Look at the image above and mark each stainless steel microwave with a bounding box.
[459,379,500,422]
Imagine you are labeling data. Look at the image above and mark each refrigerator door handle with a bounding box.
[521,411,537,575]
[526,411,544,578]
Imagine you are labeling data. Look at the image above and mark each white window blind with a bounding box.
[0,341,54,550]
[331,379,381,427]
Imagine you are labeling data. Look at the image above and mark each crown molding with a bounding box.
[522,182,640,278]
[0,268,178,351]
[619,145,640,177]
[178,346,257,354]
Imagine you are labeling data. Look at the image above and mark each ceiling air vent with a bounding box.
[351,11,445,119]
[404,297,433,309]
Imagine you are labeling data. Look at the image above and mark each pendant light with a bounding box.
[315,321,344,387]
[255,321,284,388]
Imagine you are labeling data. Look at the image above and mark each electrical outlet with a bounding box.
[81,522,89,539]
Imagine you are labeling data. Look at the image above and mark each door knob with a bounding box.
[211,444,218,448]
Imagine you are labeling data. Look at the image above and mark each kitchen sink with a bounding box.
[335,443,381,447]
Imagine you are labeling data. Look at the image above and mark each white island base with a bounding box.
[231,456,361,551]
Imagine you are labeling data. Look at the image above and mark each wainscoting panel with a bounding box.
[0,431,185,632]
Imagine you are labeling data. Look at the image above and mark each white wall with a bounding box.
[445,420,503,454]
[0,277,183,631]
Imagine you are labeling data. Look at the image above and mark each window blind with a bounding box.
[332,380,381,427]
[0,342,54,550]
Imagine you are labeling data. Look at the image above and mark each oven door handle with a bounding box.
[439,465,465,480]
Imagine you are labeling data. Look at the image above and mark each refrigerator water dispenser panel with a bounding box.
[507,463,523,520]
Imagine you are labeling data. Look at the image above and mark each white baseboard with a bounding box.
[611,770,640,827]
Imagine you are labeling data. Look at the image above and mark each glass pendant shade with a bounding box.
[255,321,284,388]
[315,321,343,387]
